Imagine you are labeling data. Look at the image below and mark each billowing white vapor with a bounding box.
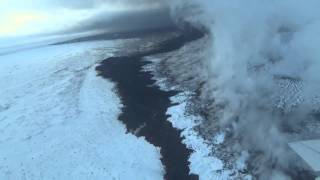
[168,0,320,179]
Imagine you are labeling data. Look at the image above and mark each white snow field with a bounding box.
[0,38,163,180]
[142,59,230,180]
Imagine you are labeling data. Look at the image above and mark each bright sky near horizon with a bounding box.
[0,1,92,37]
[0,0,143,37]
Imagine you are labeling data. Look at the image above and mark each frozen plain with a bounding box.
[0,36,163,180]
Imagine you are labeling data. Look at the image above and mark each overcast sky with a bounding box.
[0,0,167,37]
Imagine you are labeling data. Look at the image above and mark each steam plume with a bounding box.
[169,0,320,179]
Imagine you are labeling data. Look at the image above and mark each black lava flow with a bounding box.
[96,27,204,180]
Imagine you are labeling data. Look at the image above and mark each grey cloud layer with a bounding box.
[46,0,167,9]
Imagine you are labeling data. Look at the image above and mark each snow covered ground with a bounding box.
[0,37,163,179]
[143,40,253,180]
[143,28,320,179]
[142,58,229,180]
[167,92,229,180]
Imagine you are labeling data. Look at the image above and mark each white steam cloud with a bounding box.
[170,0,320,179]
[3,0,319,178]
